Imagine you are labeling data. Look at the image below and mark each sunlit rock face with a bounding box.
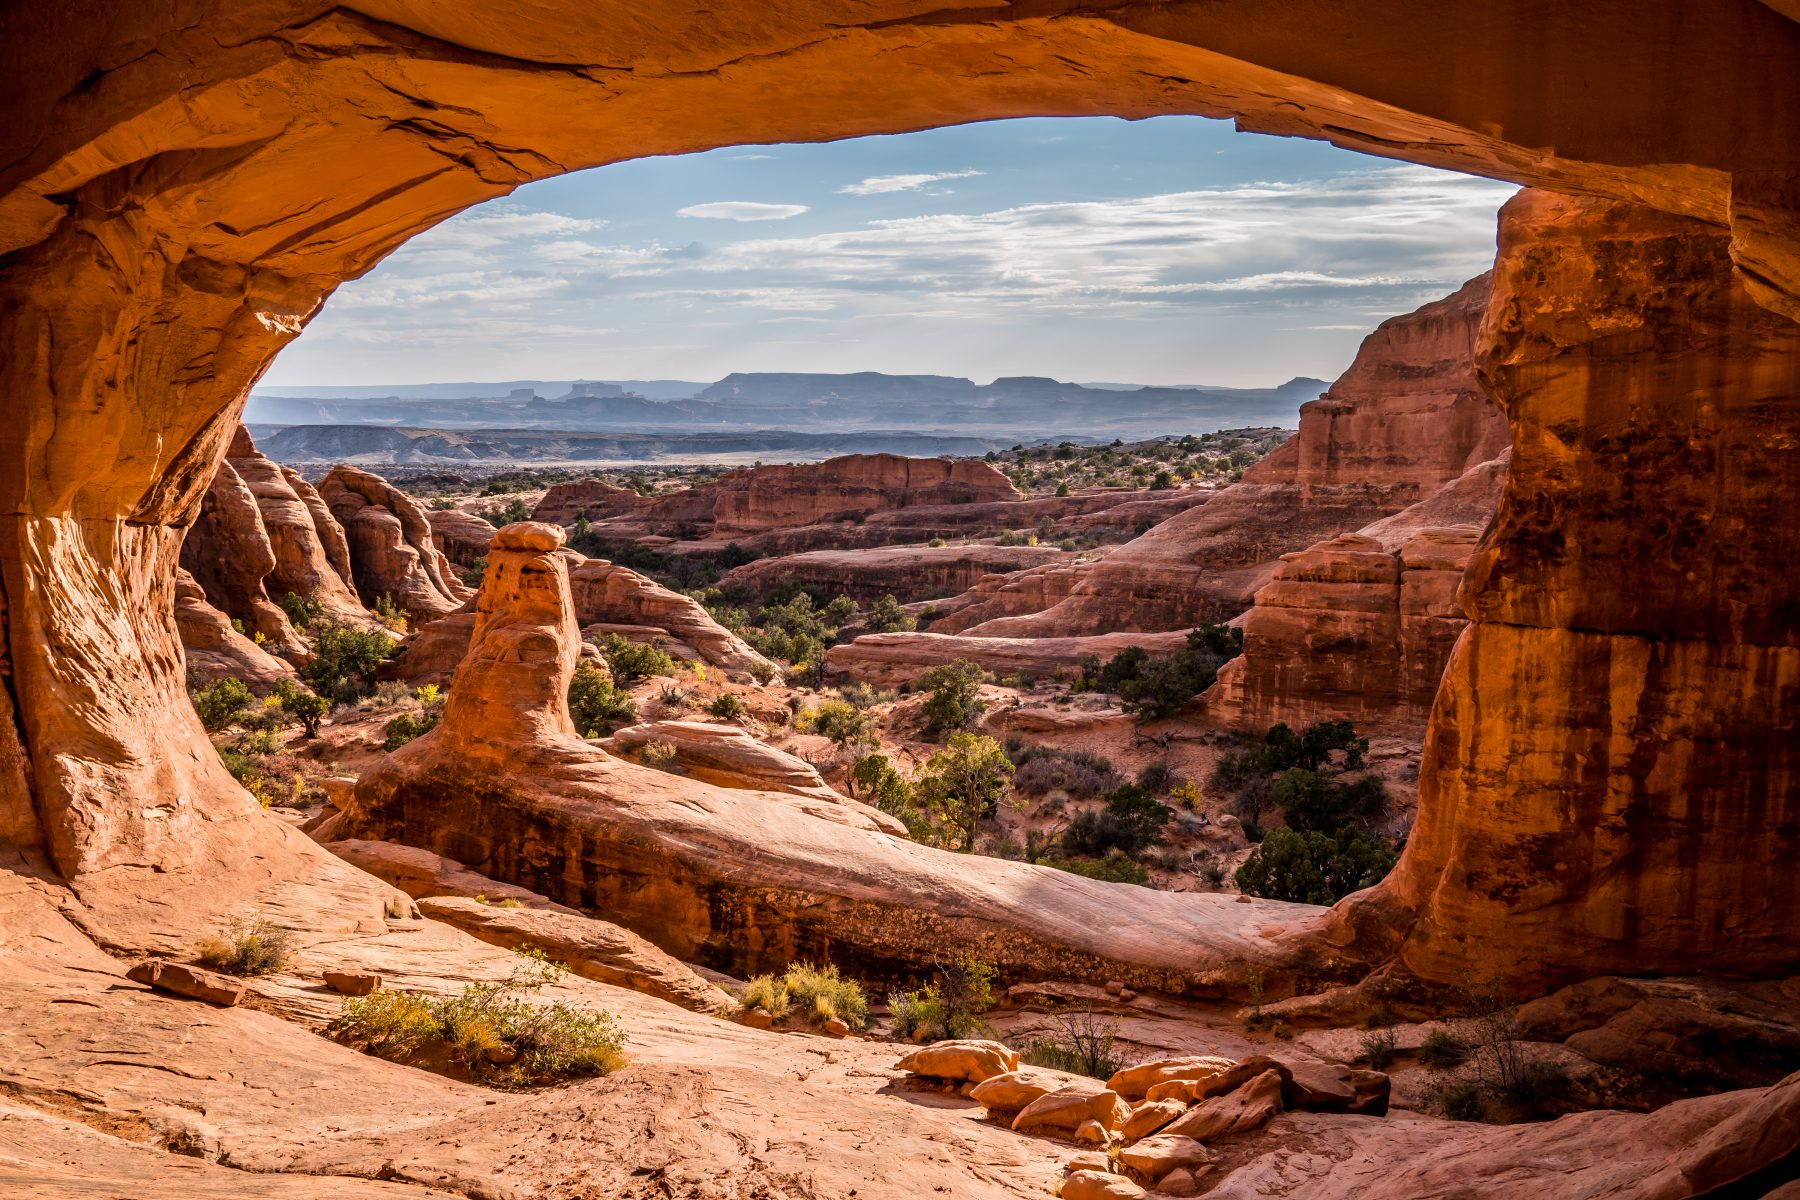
[973,274,1506,637]
[0,0,1796,994]
[1331,189,1800,992]
[319,466,471,623]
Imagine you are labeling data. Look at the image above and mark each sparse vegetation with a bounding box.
[301,621,397,704]
[1420,1028,1470,1070]
[1360,1026,1399,1069]
[740,962,870,1031]
[1019,1007,1126,1079]
[888,955,997,1042]
[797,697,874,748]
[706,692,747,721]
[331,950,626,1087]
[567,662,636,735]
[196,916,294,977]
[1078,624,1242,721]
[597,633,675,684]
[912,732,1014,851]
[193,677,255,731]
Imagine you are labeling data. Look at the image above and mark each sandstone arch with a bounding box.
[1,2,1796,986]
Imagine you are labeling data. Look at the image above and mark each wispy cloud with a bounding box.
[838,170,985,196]
[677,201,808,221]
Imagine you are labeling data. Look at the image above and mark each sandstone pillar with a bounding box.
[1338,190,1800,991]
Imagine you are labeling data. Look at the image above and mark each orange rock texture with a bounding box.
[0,0,1795,1027]
[715,543,1073,605]
[318,467,471,622]
[1328,190,1800,991]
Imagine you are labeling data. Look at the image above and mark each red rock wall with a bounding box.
[319,466,471,622]
[977,274,1504,637]
[1332,191,1800,991]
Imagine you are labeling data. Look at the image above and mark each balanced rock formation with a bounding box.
[967,275,1504,637]
[715,543,1071,604]
[1200,455,1507,736]
[318,466,470,623]
[338,522,1331,987]
[173,569,296,689]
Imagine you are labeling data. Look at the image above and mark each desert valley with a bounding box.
[2,5,1799,1199]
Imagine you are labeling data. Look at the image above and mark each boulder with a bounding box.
[1116,1134,1217,1183]
[416,895,735,1016]
[1283,1060,1391,1116]
[173,569,297,689]
[1160,1069,1285,1142]
[969,1071,1055,1114]
[1073,1118,1108,1145]
[895,1040,1018,1084]
[1011,1084,1130,1136]
[125,960,246,1007]
[322,970,380,996]
[1109,1055,1237,1101]
[1118,1099,1188,1143]
[1060,1170,1147,1200]
[1156,1167,1206,1197]
[426,508,497,568]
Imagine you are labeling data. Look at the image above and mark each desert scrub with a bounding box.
[1019,1007,1124,1079]
[1419,1028,1469,1070]
[706,692,746,721]
[1360,1027,1399,1069]
[197,916,294,976]
[796,697,873,748]
[567,662,636,735]
[192,676,255,731]
[738,963,869,1031]
[598,632,675,684]
[887,955,997,1042]
[331,950,625,1088]
[636,739,682,773]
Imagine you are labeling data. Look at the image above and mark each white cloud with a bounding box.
[729,153,774,161]
[677,201,809,221]
[838,170,984,196]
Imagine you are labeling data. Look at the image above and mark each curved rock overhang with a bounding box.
[0,0,1795,990]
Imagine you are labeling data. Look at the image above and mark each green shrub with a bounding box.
[272,679,329,737]
[1360,1027,1398,1069]
[780,962,869,1031]
[707,692,746,721]
[636,739,681,773]
[740,974,790,1021]
[567,662,636,735]
[1234,826,1399,905]
[798,697,872,747]
[1437,1082,1482,1120]
[917,658,985,738]
[1085,624,1242,721]
[193,677,255,732]
[278,590,321,630]
[866,594,915,634]
[913,732,1014,850]
[927,537,947,548]
[1061,784,1171,858]
[382,710,439,750]
[888,956,997,1042]
[301,622,396,704]
[196,916,293,977]
[850,753,930,837]
[1019,1007,1125,1079]
[1420,1029,1469,1070]
[1050,850,1151,885]
[332,950,625,1086]
[599,633,674,684]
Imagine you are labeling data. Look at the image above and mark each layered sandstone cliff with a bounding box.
[425,507,496,569]
[1200,455,1507,736]
[715,543,1072,604]
[970,275,1504,636]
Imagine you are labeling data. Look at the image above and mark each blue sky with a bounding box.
[264,116,1516,389]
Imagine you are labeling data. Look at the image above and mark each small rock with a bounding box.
[1119,989,1137,1002]
[126,960,245,1007]
[1157,1167,1206,1197]
[323,970,381,996]
[1073,1118,1109,1145]
[483,1044,518,1065]
[1109,1055,1236,1101]
[1104,980,1126,996]
[1061,1169,1147,1200]
[1064,1152,1111,1174]
[1162,1070,1284,1142]
[1234,894,1252,904]
[1012,1084,1131,1136]
[823,1016,850,1038]
[958,1080,980,1097]
[741,1007,774,1030]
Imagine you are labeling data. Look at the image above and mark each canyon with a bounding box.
[2,3,1798,1198]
